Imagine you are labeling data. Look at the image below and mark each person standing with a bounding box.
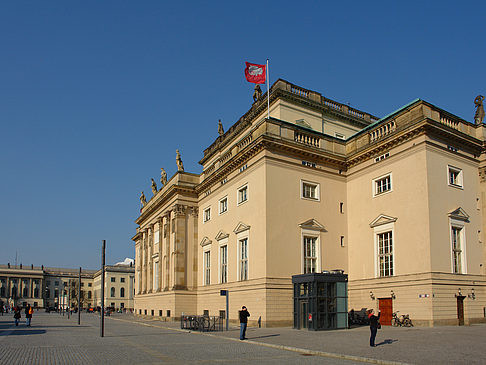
[25,304,33,326]
[13,306,21,326]
[367,309,381,347]
[239,306,250,340]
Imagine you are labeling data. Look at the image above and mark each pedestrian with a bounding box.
[13,306,21,326]
[0,304,4,316]
[367,309,381,347]
[25,304,33,326]
[239,306,250,340]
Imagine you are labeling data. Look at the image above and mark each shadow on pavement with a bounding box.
[376,339,398,346]
[248,334,281,339]
[0,329,46,336]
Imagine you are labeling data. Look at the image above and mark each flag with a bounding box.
[244,62,266,84]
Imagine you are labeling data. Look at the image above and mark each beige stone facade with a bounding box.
[133,79,486,327]
[0,264,134,311]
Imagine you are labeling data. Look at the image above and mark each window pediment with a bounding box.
[215,230,229,241]
[299,219,327,232]
[370,214,397,228]
[448,207,469,222]
[200,236,212,247]
[233,222,250,234]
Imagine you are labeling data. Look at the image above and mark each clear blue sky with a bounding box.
[1,1,485,269]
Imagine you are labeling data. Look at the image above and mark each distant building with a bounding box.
[0,262,135,311]
[133,79,486,327]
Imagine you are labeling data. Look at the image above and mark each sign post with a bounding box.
[220,290,229,331]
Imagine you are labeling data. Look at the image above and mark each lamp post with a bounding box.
[100,240,105,337]
[78,267,81,325]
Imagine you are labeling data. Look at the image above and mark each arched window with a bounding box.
[0,287,5,297]
[33,288,39,298]
[23,287,28,297]
[110,287,115,297]
[88,291,92,299]
[11,287,17,298]
[120,287,125,298]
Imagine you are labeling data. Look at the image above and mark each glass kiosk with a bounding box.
[292,272,348,330]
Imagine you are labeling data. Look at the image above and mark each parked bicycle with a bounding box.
[392,311,413,327]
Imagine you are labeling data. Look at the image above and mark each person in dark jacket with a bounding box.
[25,304,33,326]
[239,306,250,340]
[367,309,381,347]
[13,306,21,326]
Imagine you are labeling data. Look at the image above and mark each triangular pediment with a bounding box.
[233,222,250,234]
[299,219,327,232]
[448,207,469,222]
[215,230,229,241]
[369,214,398,228]
[295,119,312,129]
[200,236,212,247]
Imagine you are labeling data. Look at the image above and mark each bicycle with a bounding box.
[392,311,413,327]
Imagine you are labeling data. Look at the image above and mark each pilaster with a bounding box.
[172,204,188,290]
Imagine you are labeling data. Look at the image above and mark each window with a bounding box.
[88,291,92,299]
[166,310,171,317]
[121,278,125,283]
[335,132,346,140]
[88,283,92,287]
[46,280,50,286]
[34,288,39,298]
[238,185,248,205]
[55,281,59,286]
[374,174,392,196]
[120,287,125,297]
[451,226,463,274]
[239,238,248,280]
[204,251,211,285]
[23,286,28,297]
[154,230,159,244]
[378,231,393,277]
[111,277,116,283]
[45,289,50,298]
[448,166,463,188]
[81,282,84,287]
[219,197,228,214]
[220,245,228,283]
[340,236,345,247]
[375,152,390,163]
[340,202,344,214]
[111,287,115,297]
[154,261,159,289]
[303,236,317,273]
[301,181,319,200]
[159,310,162,316]
[203,207,211,222]
[54,289,59,298]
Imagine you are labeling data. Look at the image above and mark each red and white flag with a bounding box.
[244,62,266,84]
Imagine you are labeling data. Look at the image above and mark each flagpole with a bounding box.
[266,59,270,119]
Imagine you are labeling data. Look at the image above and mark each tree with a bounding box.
[68,280,89,309]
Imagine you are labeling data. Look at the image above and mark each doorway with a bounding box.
[457,296,465,326]
[378,298,393,326]
[300,301,309,329]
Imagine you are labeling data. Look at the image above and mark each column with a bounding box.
[148,224,154,293]
[164,211,171,291]
[142,229,148,293]
[157,217,164,292]
[187,207,198,290]
[172,204,187,290]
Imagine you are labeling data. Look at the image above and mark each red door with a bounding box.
[378,298,393,326]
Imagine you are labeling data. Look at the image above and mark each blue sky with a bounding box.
[1,1,485,269]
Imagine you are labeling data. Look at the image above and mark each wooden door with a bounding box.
[457,296,465,326]
[378,298,393,326]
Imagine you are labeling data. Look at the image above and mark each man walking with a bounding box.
[25,304,33,326]
[239,306,250,340]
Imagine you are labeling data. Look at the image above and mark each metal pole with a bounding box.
[78,267,81,325]
[100,240,105,337]
[67,281,70,319]
[226,291,229,331]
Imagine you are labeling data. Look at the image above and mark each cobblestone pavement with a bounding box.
[111,314,486,365]
[0,312,365,365]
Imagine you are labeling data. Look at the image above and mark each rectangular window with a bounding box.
[301,181,319,200]
[452,226,463,274]
[303,236,317,273]
[111,277,116,283]
[120,278,125,283]
[219,197,228,214]
[154,231,159,244]
[154,261,159,289]
[204,251,211,285]
[375,152,390,163]
[378,231,393,277]
[203,207,211,222]
[448,166,463,188]
[55,281,59,286]
[374,174,392,196]
[220,245,228,283]
[239,238,248,280]
[238,185,248,204]
[88,283,92,287]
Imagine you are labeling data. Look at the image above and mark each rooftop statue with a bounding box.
[474,95,485,124]
[218,119,224,136]
[176,149,184,172]
[151,178,158,195]
[160,168,167,186]
[140,191,147,207]
[253,84,262,102]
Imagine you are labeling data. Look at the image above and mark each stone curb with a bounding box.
[108,317,410,365]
